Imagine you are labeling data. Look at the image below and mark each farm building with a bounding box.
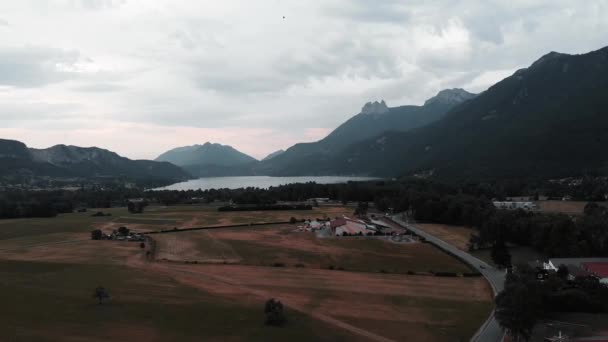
[493,201,538,211]
[330,217,375,236]
[303,220,328,231]
[545,258,608,284]
[582,262,608,284]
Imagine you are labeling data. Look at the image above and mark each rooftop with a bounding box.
[582,262,608,278]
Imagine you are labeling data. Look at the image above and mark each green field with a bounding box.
[0,204,492,341]
[0,259,355,342]
[157,225,473,274]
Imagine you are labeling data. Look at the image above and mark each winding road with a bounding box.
[390,215,505,342]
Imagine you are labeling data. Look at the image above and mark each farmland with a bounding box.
[0,204,493,341]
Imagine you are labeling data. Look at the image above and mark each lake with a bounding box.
[153,176,380,191]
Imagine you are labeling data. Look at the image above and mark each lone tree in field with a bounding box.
[264,298,286,326]
[91,229,103,240]
[117,226,130,236]
[93,286,110,304]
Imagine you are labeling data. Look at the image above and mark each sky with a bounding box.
[0,0,607,160]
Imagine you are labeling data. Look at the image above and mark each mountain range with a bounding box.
[0,140,189,186]
[254,88,476,175]
[317,46,608,181]
[2,45,607,186]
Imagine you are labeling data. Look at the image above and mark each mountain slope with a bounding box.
[156,142,258,177]
[0,140,190,185]
[262,149,285,161]
[329,46,608,180]
[257,88,475,175]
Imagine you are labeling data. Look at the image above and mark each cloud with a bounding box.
[0,46,85,87]
[0,18,8,26]
[0,1,608,159]
[71,82,124,92]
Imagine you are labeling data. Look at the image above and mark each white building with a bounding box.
[493,201,538,211]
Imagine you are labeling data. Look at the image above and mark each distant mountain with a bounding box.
[0,140,190,185]
[256,88,475,175]
[262,150,285,161]
[324,46,608,180]
[156,142,258,177]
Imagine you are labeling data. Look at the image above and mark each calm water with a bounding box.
[153,176,380,191]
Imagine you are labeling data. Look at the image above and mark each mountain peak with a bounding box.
[361,100,389,115]
[156,143,257,167]
[530,51,568,68]
[424,88,476,106]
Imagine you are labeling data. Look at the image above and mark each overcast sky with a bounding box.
[0,0,607,160]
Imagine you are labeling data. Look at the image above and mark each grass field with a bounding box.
[153,224,472,274]
[536,200,608,215]
[0,204,493,341]
[415,224,475,251]
[0,260,356,342]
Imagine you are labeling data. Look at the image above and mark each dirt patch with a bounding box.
[537,200,593,215]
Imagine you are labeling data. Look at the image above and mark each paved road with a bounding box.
[390,215,505,342]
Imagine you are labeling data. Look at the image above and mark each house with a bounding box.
[545,258,608,283]
[330,217,375,236]
[565,264,592,281]
[581,262,608,284]
[304,220,326,231]
[307,198,330,205]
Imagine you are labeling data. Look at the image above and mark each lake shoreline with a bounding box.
[152,176,381,191]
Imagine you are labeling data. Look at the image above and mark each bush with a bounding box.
[294,263,305,268]
[264,298,286,326]
[272,262,285,267]
[91,229,103,240]
[462,272,482,277]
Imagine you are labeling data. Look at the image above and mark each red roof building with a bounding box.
[582,262,608,284]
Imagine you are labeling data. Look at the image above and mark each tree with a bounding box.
[584,202,603,216]
[495,281,540,341]
[264,298,286,326]
[491,238,511,268]
[91,229,103,240]
[128,201,146,214]
[354,202,368,217]
[117,226,130,236]
[556,264,569,280]
[93,286,110,304]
